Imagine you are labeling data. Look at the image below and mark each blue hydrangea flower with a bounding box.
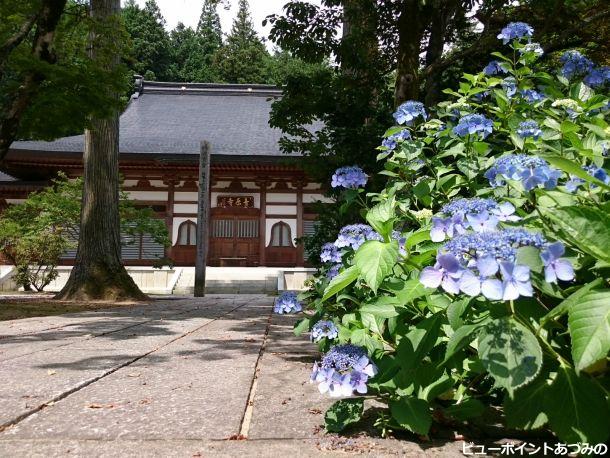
[485,154,562,191]
[520,89,544,103]
[584,66,610,89]
[419,253,463,294]
[430,198,521,242]
[565,165,610,192]
[334,224,382,251]
[540,242,575,284]
[381,129,411,150]
[393,100,427,125]
[453,114,493,138]
[311,344,378,397]
[502,77,517,98]
[331,166,368,189]
[473,90,491,102]
[497,22,534,44]
[274,291,302,314]
[327,263,341,280]
[483,60,507,76]
[392,230,407,256]
[311,320,339,342]
[420,229,569,301]
[517,120,542,140]
[560,51,594,79]
[320,242,342,263]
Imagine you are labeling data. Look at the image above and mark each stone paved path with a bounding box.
[0,295,463,457]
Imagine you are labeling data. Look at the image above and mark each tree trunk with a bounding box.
[0,0,67,163]
[394,0,428,106]
[423,0,458,106]
[56,0,146,302]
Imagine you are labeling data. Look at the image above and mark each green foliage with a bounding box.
[0,173,170,290]
[299,31,610,444]
[324,398,364,432]
[1,0,130,145]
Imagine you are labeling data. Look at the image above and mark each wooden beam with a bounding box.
[296,182,304,267]
[194,141,211,297]
[258,180,267,266]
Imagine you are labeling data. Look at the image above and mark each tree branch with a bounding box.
[0,14,38,74]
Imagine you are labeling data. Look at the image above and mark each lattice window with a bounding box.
[212,219,234,238]
[270,222,293,247]
[237,219,258,238]
[177,220,197,245]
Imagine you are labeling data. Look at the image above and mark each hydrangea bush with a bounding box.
[296,24,610,443]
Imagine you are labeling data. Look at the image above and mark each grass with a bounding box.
[0,298,137,321]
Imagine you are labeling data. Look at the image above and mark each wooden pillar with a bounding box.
[258,180,267,266]
[165,178,175,259]
[194,141,210,297]
[296,180,304,267]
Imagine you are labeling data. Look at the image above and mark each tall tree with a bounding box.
[197,0,223,50]
[122,0,171,80]
[214,0,271,84]
[57,0,146,301]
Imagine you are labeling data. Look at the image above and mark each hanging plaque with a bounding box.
[217,195,254,208]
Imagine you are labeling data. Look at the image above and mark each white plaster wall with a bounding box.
[241,182,258,189]
[122,179,138,187]
[172,217,197,245]
[211,192,260,208]
[266,193,297,203]
[265,218,297,246]
[174,203,198,214]
[266,205,297,215]
[126,191,168,201]
[214,181,231,189]
[5,199,25,204]
[149,180,165,188]
[303,193,333,204]
[303,183,322,190]
[174,191,198,201]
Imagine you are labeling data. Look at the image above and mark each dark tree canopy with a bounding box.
[122,0,171,80]
[214,0,272,84]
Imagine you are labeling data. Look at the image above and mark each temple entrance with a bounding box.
[208,207,260,266]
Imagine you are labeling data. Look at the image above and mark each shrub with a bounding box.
[297,24,610,444]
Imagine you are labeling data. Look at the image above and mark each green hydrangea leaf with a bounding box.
[324,398,364,433]
[477,316,542,396]
[354,240,399,294]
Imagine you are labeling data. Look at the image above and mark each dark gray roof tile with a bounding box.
[11,82,307,158]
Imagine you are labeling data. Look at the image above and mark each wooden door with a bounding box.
[209,208,260,266]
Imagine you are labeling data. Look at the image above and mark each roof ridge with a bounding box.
[137,80,282,97]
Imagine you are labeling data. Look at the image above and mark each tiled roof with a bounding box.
[0,171,17,182]
[11,81,307,159]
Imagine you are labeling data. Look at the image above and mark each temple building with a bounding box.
[0,81,329,292]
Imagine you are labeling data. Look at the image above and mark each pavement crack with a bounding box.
[238,310,273,439]
[0,300,253,433]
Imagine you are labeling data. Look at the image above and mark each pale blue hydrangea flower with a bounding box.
[497,22,534,44]
[584,66,610,89]
[560,50,594,79]
[483,60,507,76]
[382,129,411,150]
[453,114,493,138]
[320,243,342,263]
[520,89,545,103]
[565,165,610,192]
[311,320,339,342]
[311,344,378,397]
[393,101,427,125]
[334,224,382,250]
[540,242,575,284]
[517,120,542,140]
[502,77,517,98]
[274,291,302,314]
[485,154,562,191]
[421,229,572,301]
[327,263,341,280]
[331,166,368,189]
